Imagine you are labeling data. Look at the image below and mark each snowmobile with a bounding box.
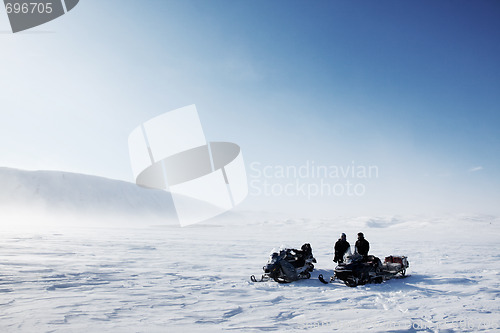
[251,243,317,283]
[319,252,409,287]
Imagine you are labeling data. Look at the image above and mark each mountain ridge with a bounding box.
[0,167,177,219]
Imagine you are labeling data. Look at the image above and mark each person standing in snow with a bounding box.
[333,233,350,263]
[355,232,370,257]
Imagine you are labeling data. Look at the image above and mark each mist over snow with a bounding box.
[0,167,178,225]
[0,167,500,331]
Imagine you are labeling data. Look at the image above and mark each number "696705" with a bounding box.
[5,2,53,14]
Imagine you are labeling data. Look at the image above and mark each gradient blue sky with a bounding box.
[1,1,499,216]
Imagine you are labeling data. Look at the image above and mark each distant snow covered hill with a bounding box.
[0,167,177,220]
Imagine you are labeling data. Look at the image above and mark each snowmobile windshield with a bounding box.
[346,253,363,264]
[343,246,352,262]
[344,246,364,264]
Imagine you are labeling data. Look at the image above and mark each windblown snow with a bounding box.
[0,168,499,332]
[0,167,177,223]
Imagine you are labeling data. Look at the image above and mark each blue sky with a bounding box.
[1,1,499,216]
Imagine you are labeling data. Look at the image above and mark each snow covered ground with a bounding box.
[1,213,499,332]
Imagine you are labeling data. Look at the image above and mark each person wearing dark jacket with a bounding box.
[355,232,370,257]
[333,233,350,263]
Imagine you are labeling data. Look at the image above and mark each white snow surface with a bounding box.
[1,214,499,332]
[0,168,499,332]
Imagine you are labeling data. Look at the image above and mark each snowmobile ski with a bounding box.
[318,274,336,284]
[318,274,329,284]
[250,275,269,283]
